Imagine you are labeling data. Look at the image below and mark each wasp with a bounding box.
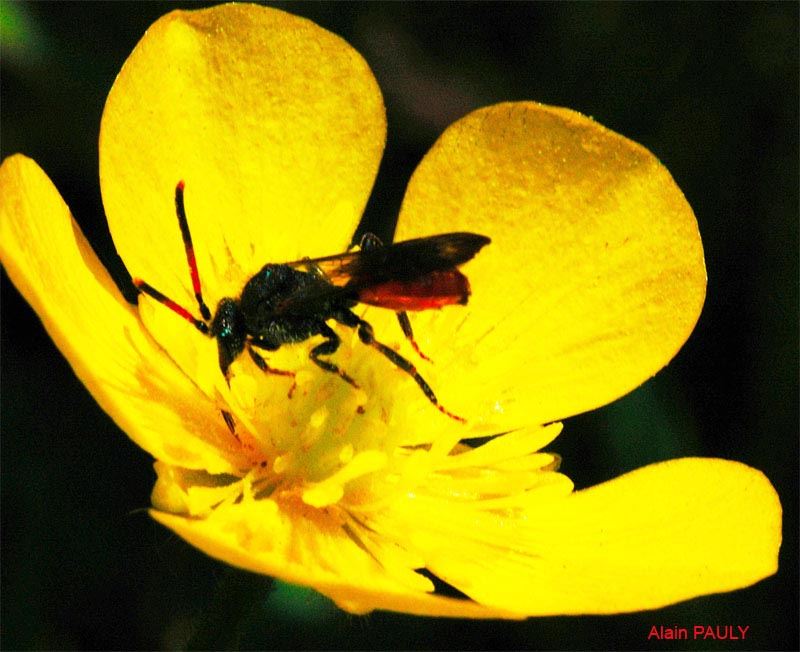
[134,181,489,422]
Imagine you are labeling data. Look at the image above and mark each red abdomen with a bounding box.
[356,270,471,311]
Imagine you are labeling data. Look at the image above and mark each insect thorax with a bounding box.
[238,264,335,345]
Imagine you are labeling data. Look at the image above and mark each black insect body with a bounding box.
[134,181,490,422]
[215,264,333,377]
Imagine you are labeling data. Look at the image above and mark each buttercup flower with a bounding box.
[0,4,781,618]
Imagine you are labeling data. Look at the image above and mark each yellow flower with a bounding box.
[0,3,781,618]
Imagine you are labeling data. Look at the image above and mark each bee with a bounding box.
[134,181,489,422]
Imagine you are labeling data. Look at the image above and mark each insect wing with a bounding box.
[348,232,490,287]
[283,250,363,287]
[283,232,490,288]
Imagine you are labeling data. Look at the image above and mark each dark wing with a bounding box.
[282,232,491,290]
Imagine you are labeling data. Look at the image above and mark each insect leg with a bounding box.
[220,410,239,440]
[302,259,329,281]
[396,312,432,362]
[221,410,236,432]
[174,181,212,321]
[357,233,432,362]
[309,323,360,388]
[338,311,464,423]
[247,343,298,397]
[358,232,383,251]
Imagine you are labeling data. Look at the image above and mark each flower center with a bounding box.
[150,306,475,523]
[209,325,436,514]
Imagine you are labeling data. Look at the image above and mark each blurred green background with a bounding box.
[1,2,797,649]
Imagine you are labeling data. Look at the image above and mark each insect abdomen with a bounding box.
[357,269,471,311]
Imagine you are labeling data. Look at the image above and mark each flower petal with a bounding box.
[150,501,519,619]
[99,3,386,308]
[0,154,244,472]
[395,103,706,427]
[378,457,781,615]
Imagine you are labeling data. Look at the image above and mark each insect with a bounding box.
[134,181,490,422]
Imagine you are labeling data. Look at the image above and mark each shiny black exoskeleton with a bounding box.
[211,263,365,385]
[134,181,490,421]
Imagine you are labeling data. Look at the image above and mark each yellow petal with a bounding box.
[99,3,385,309]
[0,155,243,472]
[381,457,780,615]
[395,102,706,427]
[150,502,519,619]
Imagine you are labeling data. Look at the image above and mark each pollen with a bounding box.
[197,338,412,516]
[308,405,328,431]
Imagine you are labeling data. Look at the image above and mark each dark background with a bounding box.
[1,2,797,649]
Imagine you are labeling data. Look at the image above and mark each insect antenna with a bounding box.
[133,279,210,335]
[132,181,211,336]
[174,181,212,321]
